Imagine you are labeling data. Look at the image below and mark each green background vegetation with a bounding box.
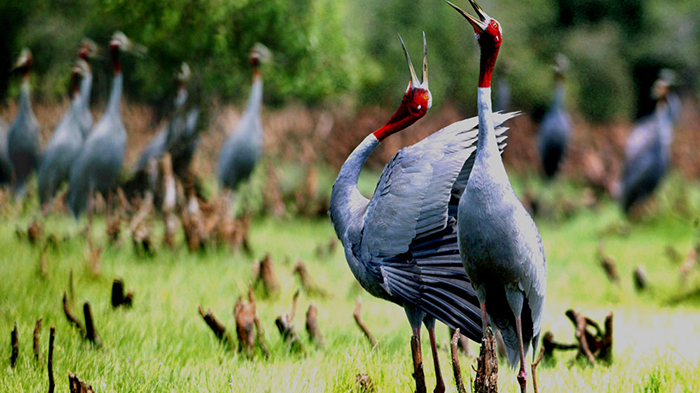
[1,0,699,122]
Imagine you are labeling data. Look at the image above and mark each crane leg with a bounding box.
[515,316,527,393]
[411,326,427,393]
[427,326,445,393]
[480,302,488,333]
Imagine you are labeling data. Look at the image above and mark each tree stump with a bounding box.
[474,327,498,393]
[305,303,325,348]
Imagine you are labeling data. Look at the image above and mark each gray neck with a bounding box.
[80,70,92,109]
[476,87,500,158]
[330,134,379,236]
[554,80,566,107]
[175,86,188,109]
[19,78,33,115]
[107,72,123,115]
[244,74,263,118]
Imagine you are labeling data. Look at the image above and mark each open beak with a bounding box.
[398,33,428,90]
[446,0,489,33]
[128,41,148,58]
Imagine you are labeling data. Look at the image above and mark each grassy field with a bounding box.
[2,172,700,392]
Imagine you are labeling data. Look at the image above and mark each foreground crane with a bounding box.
[538,54,572,180]
[38,59,91,211]
[620,77,676,215]
[330,34,515,393]
[448,1,546,392]
[7,48,40,200]
[68,32,146,218]
[217,46,266,207]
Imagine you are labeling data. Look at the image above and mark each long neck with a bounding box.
[476,87,499,156]
[107,72,123,115]
[478,41,499,88]
[553,77,566,107]
[19,75,32,114]
[330,134,380,236]
[244,73,263,118]
[80,67,92,108]
[175,85,188,110]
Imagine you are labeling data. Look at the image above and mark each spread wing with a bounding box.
[359,111,518,260]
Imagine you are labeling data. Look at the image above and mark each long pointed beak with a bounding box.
[128,41,148,58]
[421,31,428,88]
[398,33,421,89]
[446,0,488,32]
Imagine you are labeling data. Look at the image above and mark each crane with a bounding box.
[330,33,514,393]
[217,46,267,208]
[620,77,675,215]
[7,48,40,200]
[0,115,10,185]
[137,62,199,177]
[68,32,146,218]
[37,59,90,211]
[77,38,98,139]
[538,54,572,180]
[448,2,547,393]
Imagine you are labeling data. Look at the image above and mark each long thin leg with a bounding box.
[480,302,488,333]
[411,326,427,393]
[515,316,527,393]
[427,326,445,393]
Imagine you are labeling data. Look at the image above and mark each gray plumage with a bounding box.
[330,112,516,342]
[7,76,41,199]
[38,80,87,208]
[77,62,94,139]
[538,79,571,179]
[620,95,675,214]
[0,116,11,185]
[138,85,200,176]
[67,72,126,217]
[217,74,263,191]
[458,87,546,369]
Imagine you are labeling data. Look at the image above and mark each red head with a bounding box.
[447,0,502,88]
[109,31,147,74]
[78,38,98,63]
[71,59,89,97]
[373,33,432,142]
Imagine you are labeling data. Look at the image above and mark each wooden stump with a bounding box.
[33,317,43,361]
[353,297,377,348]
[10,322,18,368]
[474,327,498,393]
[111,278,134,308]
[450,328,467,393]
[305,303,325,348]
[198,306,234,350]
[83,302,102,348]
[68,373,95,393]
[48,326,55,393]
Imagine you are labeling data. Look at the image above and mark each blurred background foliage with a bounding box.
[0,0,699,123]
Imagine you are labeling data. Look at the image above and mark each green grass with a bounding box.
[2,173,700,392]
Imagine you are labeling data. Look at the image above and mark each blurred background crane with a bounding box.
[620,75,677,215]
[68,32,146,218]
[37,59,90,211]
[7,49,40,200]
[538,54,572,180]
[217,45,268,208]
